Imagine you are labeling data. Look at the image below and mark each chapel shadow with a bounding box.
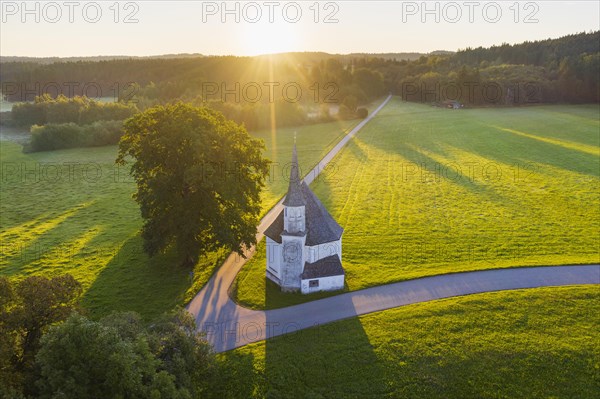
[262,286,390,398]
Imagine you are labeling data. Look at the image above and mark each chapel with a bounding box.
[264,144,345,294]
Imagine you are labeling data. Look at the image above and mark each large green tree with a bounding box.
[0,277,18,395]
[36,313,160,399]
[117,102,269,266]
[35,310,219,399]
[0,275,82,396]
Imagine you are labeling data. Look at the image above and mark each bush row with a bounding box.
[11,94,137,127]
[25,120,123,152]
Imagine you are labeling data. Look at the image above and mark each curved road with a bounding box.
[187,95,600,352]
[189,265,599,352]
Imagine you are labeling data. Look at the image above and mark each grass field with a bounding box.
[253,117,370,213]
[0,114,369,320]
[234,100,600,309]
[220,286,600,398]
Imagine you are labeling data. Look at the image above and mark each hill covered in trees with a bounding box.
[393,31,600,104]
[1,32,598,121]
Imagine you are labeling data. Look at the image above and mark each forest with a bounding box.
[1,31,598,146]
[2,32,597,106]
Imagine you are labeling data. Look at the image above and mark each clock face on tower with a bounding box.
[283,241,301,263]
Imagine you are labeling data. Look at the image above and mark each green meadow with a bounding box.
[2,98,598,318]
[1,99,598,397]
[220,286,600,399]
[234,100,600,309]
[0,116,367,320]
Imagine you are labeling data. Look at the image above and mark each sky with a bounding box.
[1,1,599,57]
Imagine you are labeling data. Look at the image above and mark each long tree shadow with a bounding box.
[483,125,600,177]
[82,234,190,320]
[361,105,599,180]
[395,142,510,204]
[509,105,600,146]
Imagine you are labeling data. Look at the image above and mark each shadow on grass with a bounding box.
[222,286,600,398]
[215,349,262,399]
[266,276,351,309]
[485,125,600,177]
[0,203,94,274]
[81,234,190,321]
[225,241,388,395]
[364,104,599,180]
[262,286,389,398]
[395,142,510,204]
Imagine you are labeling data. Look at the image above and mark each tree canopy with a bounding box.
[35,310,218,399]
[1,275,225,398]
[0,275,82,396]
[116,102,270,266]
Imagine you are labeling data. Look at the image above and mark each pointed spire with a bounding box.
[290,141,299,181]
[283,140,306,206]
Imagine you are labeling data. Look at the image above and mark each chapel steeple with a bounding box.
[282,142,306,234]
[282,142,305,207]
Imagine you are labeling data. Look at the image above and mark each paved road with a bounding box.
[189,265,599,352]
[187,95,600,352]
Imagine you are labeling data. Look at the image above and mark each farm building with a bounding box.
[443,100,463,109]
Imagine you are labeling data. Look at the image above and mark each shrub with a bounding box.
[337,104,354,119]
[342,95,358,113]
[356,107,369,118]
[11,95,136,127]
[28,122,83,151]
[26,120,124,152]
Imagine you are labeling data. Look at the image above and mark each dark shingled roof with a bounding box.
[264,181,344,246]
[301,255,344,279]
[282,144,306,207]
[263,210,284,242]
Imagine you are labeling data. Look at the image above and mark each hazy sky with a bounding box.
[1,1,599,57]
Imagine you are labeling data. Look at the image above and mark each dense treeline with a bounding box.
[0,54,386,107]
[4,55,378,133]
[384,31,599,104]
[453,32,599,67]
[0,52,386,103]
[1,32,598,128]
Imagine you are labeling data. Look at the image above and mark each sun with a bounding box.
[240,22,300,56]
